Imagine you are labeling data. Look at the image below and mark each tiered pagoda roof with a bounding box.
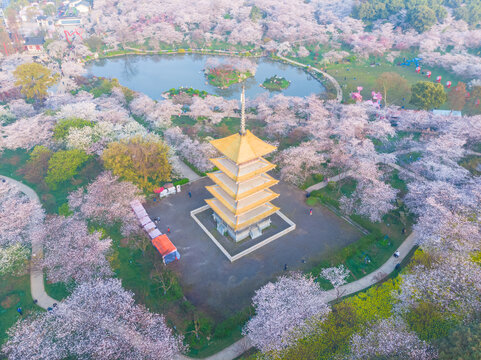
[205,87,279,232]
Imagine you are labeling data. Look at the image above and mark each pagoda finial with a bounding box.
[240,83,246,135]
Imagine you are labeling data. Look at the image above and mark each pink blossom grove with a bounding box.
[38,215,113,284]
[243,272,330,353]
[68,172,145,236]
[2,279,186,360]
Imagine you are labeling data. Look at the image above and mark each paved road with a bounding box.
[305,171,352,193]
[276,54,343,102]
[171,154,201,182]
[0,176,57,310]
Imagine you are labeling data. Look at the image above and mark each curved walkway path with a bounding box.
[276,54,343,102]
[2,174,416,360]
[0,176,56,310]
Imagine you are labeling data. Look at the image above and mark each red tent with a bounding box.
[152,235,180,264]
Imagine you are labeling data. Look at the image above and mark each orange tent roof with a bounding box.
[152,235,177,257]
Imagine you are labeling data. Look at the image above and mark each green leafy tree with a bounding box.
[375,72,411,106]
[454,0,481,25]
[386,0,405,13]
[85,36,105,52]
[53,118,94,140]
[405,302,456,341]
[407,6,437,33]
[410,81,447,110]
[437,321,481,359]
[249,5,263,21]
[13,63,59,100]
[45,149,90,188]
[102,136,171,191]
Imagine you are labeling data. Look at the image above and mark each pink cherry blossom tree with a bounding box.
[38,215,112,284]
[275,140,327,186]
[320,264,350,298]
[0,181,44,246]
[350,317,437,360]
[243,272,330,353]
[164,127,217,172]
[340,178,398,222]
[0,114,55,150]
[68,171,145,236]
[2,278,186,360]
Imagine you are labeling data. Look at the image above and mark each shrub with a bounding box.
[58,203,73,216]
[173,178,189,186]
[45,149,90,188]
[53,118,94,140]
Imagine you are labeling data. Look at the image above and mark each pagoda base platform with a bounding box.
[212,212,271,242]
[191,205,296,262]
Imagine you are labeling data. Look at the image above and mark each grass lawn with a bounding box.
[0,274,41,346]
[215,117,265,136]
[322,57,467,107]
[287,49,468,110]
[371,130,422,154]
[0,149,103,214]
[306,171,414,286]
[397,151,423,166]
[459,155,481,175]
[172,115,197,128]
[44,279,71,301]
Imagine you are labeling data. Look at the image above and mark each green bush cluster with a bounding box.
[53,118,94,140]
[45,149,90,188]
[354,0,447,32]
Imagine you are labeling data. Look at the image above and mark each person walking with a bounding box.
[188,191,192,198]
[167,227,171,234]
[16,307,23,315]
[309,208,313,216]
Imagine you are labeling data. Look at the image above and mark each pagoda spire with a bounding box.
[240,83,246,135]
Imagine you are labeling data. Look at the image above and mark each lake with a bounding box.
[86,54,325,100]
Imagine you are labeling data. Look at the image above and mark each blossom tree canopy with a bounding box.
[243,272,330,353]
[38,215,113,284]
[2,279,187,360]
[68,171,145,236]
[0,181,44,247]
[350,317,437,360]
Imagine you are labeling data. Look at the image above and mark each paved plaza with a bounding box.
[145,177,361,319]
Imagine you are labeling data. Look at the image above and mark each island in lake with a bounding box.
[205,64,254,89]
[261,75,290,91]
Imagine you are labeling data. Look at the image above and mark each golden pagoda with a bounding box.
[205,86,280,242]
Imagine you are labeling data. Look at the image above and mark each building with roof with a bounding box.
[24,36,44,53]
[205,86,280,242]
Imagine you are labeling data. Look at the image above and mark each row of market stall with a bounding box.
[130,200,180,264]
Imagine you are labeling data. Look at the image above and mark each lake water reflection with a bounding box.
[86,54,325,100]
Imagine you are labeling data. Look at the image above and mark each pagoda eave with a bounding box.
[210,157,276,182]
[206,198,279,231]
[206,185,279,215]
